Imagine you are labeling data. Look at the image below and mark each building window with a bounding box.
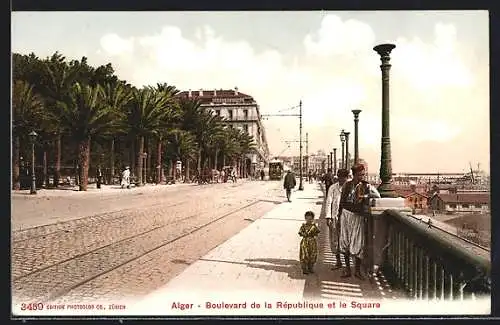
[449,204,457,209]
[462,204,469,209]
[243,109,248,120]
[215,110,220,116]
[228,110,233,120]
[475,204,481,208]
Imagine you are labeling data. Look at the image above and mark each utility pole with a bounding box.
[305,132,309,176]
[298,100,304,190]
[261,102,303,189]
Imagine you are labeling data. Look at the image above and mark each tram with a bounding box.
[268,159,284,180]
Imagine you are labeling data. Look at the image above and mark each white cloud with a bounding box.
[391,23,473,90]
[92,14,487,172]
[304,15,376,57]
[99,33,134,56]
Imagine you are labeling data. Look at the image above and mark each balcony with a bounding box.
[222,116,259,122]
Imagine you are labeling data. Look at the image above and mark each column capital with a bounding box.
[373,43,396,58]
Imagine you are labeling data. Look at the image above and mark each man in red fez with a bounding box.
[337,163,380,279]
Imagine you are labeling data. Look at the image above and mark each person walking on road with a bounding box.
[338,164,380,279]
[283,170,296,202]
[121,166,131,189]
[323,168,334,193]
[260,169,265,181]
[299,211,320,274]
[324,168,349,270]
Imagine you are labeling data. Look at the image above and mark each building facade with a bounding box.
[178,88,270,174]
[428,193,490,214]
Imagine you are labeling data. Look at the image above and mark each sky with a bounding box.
[11,11,490,174]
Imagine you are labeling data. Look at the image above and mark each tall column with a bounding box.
[333,148,337,175]
[298,100,304,190]
[329,152,333,170]
[340,130,345,169]
[352,109,362,165]
[344,131,350,170]
[374,43,397,198]
[305,132,309,174]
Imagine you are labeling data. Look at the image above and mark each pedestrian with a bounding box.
[338,164,380,279]
[260,169,265,181]
[283,170,296,202]
[323,168,334,193]
[121,166,131,189]
[324,168,349,270]
[299,211,320,274]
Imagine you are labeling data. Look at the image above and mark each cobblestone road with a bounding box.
[11,180,284,306]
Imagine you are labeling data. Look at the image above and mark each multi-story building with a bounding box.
[178,87,270,174]
[428,193,490,214]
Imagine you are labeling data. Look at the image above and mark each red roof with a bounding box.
[433,193,490,204]
[177,89,253,100]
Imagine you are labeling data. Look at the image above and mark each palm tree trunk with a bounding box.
[197,148,202,175]
[214,149,219,170]
[78,137,91,191]
[137,136,144,185]
[130,137,136,174]
[185,159,190,182]
[110,138,115,184]
[146,138,152,183]
[12,136,20,190]
[222,154,226,168]
[43,148,48,188]
[156,139,162,184]
[54,134,61,187]
[171,159,176,182]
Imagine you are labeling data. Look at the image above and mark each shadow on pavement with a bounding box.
[199,258,307,280]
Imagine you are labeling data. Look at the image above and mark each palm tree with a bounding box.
[101,82,131,183]
[12,80,44,190]
[37,52,81,187]
[57,82,122,191]
[126,87,176,185]
[153,83,179,183]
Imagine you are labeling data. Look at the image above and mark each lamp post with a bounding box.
[298,100,304,191]
[329,151,333,170]
[305,132,309,175]
[352,109,362,165]
[29,131,37,194]
[333,148,337,175]
[340,130,346,169]
[344,131,350,170]
[374,43,397,198]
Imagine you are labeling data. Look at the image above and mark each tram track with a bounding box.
[42,199,265,302]
[12,201,187,244]
[12,191,278,304]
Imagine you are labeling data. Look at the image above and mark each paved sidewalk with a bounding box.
[130,181,403,316]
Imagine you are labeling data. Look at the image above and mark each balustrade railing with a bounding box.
[378,210,490,301]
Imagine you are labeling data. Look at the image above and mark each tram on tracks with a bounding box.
[268,159,284,180]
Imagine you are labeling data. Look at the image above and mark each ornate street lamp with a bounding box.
[344,131,350,170]
[374,43,397,198]
[352,109,362,165]
[29,131,37,194]
[340,130,346,169]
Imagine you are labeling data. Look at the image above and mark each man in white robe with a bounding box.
[324,168,350,270]
[338,164,380,279]
[121,166,131,189]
